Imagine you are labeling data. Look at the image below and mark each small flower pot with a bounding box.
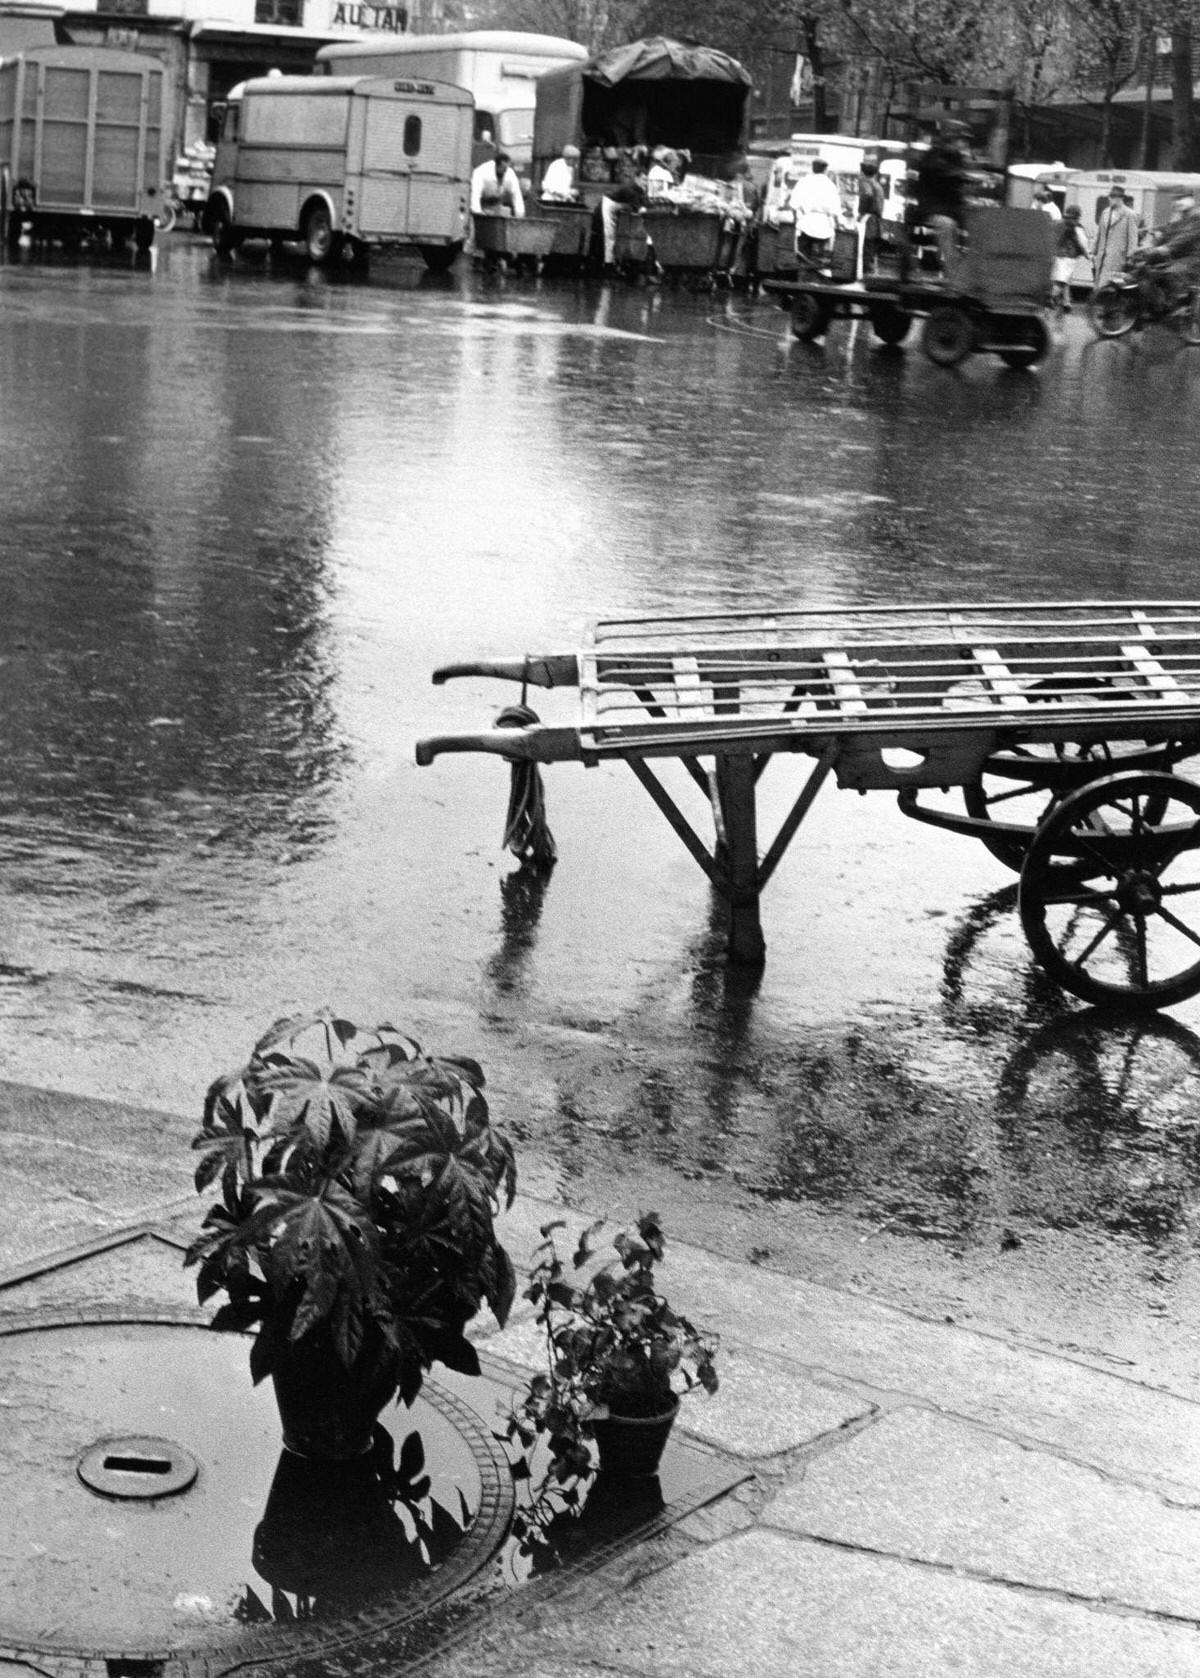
[590,1398,680,1479]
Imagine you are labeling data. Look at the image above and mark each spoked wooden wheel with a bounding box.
[962,678,1173,873]
[1019,771,1200,1011]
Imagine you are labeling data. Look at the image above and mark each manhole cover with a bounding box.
[0,1314,511,1674]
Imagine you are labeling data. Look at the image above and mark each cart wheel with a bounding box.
[1178,287,1200,346]
[998,316,1051,369]
[1088,283,1138,338]
[791,292,832,341]
[1019,771,1200,1011]
[922,304,975,366]
[961,678,1173,874]
[869,303,911,346]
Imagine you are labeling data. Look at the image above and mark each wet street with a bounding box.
[5,233,1200,1394]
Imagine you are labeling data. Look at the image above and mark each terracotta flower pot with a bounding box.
[590,1397,680,1479]
[270,1327,397,1460]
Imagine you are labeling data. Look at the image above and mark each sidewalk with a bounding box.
[427,1192,1200,1678]
[4,1082,1200,1676]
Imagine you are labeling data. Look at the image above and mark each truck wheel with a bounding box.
[922,304,974,366]
[209,200,237,257]
[155,201,177,234]
[303,204,336,264]
[419,241,462,273]
[998,316,1051,369]
[790,291,832,340]
[869,303,911,345]
[6,209,23,251]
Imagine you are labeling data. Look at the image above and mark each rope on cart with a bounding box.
[495,678,557,873]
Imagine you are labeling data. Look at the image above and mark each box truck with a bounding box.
[206,74,473,269]
[0,46,167,252]
[315,31,588,179]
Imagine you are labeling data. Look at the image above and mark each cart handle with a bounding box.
[415,727,582,766]
[432,655,579,688]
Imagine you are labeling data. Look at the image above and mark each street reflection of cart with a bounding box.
[418,603,1200,1012]
[765,206,1056,368]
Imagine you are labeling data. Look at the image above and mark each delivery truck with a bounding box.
[0,46,167,252]
[316,31,588,180]
[205,74,473,269]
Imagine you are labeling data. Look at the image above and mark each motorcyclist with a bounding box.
[1146,193,1200,310]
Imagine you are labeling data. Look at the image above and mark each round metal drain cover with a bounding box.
[77,1435,199,1500]
[0,1312,513,1676]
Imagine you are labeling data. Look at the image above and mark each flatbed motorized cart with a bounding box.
[416,603,1200,1013]
[764,207,1056,369]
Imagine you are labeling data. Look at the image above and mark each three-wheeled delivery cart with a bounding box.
[765,207,1056,368]
[417,602,1200,1013]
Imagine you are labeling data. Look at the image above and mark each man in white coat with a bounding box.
[788,158,843,266]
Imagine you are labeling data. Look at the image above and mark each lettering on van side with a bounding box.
[331,3,407,30]
[391,79,437,95]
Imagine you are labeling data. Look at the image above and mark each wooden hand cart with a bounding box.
[416,603,1200,1013]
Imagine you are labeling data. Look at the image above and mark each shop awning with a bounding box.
[188,21,352,43]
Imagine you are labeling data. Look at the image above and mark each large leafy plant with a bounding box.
[185,1010,517,1406]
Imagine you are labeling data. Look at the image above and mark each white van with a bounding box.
[316,31,588,179]
[206,74,473,270]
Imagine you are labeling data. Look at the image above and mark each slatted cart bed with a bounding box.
[416,602,1200,1011]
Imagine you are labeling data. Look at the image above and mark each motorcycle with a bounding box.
[1089,245,1200,342]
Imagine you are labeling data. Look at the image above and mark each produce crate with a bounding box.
[613,208,648,266]
[828,225,859,283]
[642,209,725,270]
[537,202,593,259]
[754,221,799,277]
[472,214,559,257]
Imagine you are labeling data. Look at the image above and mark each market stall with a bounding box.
[531,36,751,277]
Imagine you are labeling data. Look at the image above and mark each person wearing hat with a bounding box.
[1092,180,1140,289]
[540,143,581,203]
[912,125,969,274]
[1033,183,1062,223]
[1144,192,1200,312]
[646,147,676,197]
[1052,204,1089,312]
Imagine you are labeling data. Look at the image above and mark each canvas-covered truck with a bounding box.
[0,46,167,252]
[206,74,473,270]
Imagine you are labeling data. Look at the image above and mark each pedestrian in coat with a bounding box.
[1093,183,1140,287]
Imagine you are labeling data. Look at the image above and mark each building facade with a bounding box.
[0,0,447,166]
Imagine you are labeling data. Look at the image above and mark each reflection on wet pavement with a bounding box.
[4,241,1200,1338]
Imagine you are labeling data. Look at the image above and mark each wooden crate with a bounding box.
[472,215,559,257]
[643,209,724,270]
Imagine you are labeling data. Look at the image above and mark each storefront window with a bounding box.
[255,0,303,23]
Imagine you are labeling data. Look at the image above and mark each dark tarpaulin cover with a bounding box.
[586,36,751,88]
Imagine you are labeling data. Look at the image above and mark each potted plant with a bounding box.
[504,1211,718,1497]
[185,1009,517,1460]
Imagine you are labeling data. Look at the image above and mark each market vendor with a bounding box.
[471,151,525,219]
[646,148,676,197]
[788,158,842,267]
[540,144,580,203]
